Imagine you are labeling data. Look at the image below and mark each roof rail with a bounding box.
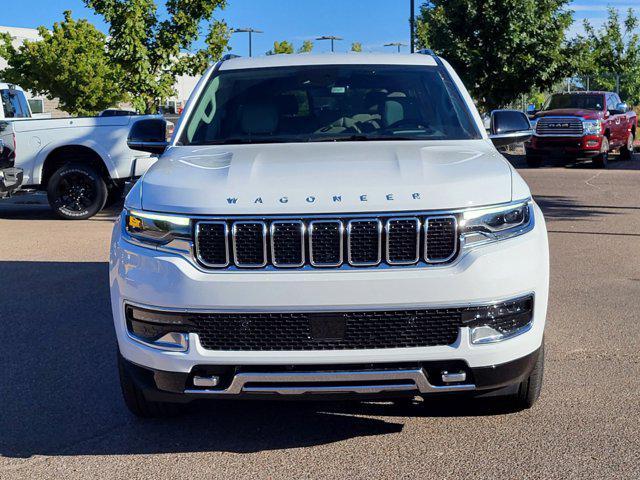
[416,49,436,57]
[221,54,241,62]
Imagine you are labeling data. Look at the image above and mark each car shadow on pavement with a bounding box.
[534,195,623,222]
[0,260,534,460]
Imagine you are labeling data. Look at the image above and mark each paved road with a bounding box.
[1,155,639,479]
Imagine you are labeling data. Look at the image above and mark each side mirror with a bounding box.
[615,102,629,114]
[128,118,169,155]
[489,110,534,148]
[526,104,537,115]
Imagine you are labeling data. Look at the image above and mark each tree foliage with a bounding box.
[351,42,363,52]
[573,8,640,105]
[266,40,295,55]
[416,0,574,111]
[298,40,314,53]
[0,11,124,116]
[85,0,230,113]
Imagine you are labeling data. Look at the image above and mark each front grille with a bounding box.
[535,117,583,136]
[195,213,459,270]
[188,308,463,351]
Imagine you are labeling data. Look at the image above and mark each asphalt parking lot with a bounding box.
[1,154,639,479]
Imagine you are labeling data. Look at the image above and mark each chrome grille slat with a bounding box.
[195,214,459,270]
[347,219,382,266]
[271,221,305,267]
[232,221,267,267]
[535,117,583,136]
[309,220,343,267]
[386,218,420,265]
[425,216,457,263]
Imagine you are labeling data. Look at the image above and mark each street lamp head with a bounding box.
[316,35,343,41]
[232,28,264,34]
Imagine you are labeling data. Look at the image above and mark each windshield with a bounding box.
[181,64,480,145]
[544,94,604,111]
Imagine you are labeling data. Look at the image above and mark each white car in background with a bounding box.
[0,83,161,219]
[111,52,548,417]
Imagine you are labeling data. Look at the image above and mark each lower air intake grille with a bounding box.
[189,308,462,351]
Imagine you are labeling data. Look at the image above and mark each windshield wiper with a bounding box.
[201,137,290,145]
[308,134,419,142]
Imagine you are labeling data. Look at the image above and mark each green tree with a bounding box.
[298,40,314,53]
[267,40,294,55]
[575,8,640,105]
[85,0,230,113]
[0,11,124,116]
[351,42,362,52]
[416,0,574,111]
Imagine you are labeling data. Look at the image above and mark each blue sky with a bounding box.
[0,1,638,55]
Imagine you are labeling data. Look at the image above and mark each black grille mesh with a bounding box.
[387,219,419,264]
[272,222,304,266]
[233,222,266,266]
[310,221,342,265]
[426,217,457,261]
[189,308,462,351]
[348,220,381,264]
[196,223,228,266]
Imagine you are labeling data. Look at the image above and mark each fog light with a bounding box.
[586,140,599,147]
[462,296,534,344]
[125,305,193,352]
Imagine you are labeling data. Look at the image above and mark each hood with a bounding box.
[138,140,516,215]
[535,108,604,120]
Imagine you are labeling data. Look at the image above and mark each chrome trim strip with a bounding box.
[347,219,382,266]
[232,221,268,268]
[270,220,306,268]
[195,221,229,268]
[123,291,535,315]
[308,220,344,267]
[184,369,476,396]
[424,215,458,264]
[136,198,533,221]
[385,217,420,265]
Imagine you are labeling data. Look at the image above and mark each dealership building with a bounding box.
[0,25,198,117]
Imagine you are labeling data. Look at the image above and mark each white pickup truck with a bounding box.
[111,52,548,417]
[0,83,159,219]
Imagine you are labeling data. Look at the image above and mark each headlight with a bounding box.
[124,209,191,246]
[460,201,533,246]
[582,120,602,136]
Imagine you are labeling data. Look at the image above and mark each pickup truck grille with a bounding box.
[195,214,459,270]
[189,308,462,351]
[535,117,584,136]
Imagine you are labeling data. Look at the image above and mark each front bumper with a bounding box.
[526,135,602,157]
[110,203,549,397]
[0,167,23,198]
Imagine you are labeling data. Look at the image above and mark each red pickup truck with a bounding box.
[525,91,637,168]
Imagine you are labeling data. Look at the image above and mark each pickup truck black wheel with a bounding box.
[593,137,609,168]
[525,154,543,168]
[47,163,108,220]
[512,343,545,409]
[620,132,635,160]
[118,355,180,418]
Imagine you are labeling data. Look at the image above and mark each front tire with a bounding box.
[593,137,609,168]
[512,343,545,409]
[620,132,634,161]
[47,163,108,220]
[118,355,180,418]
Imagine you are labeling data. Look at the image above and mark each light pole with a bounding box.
[231,27,263,57]
[410,0,415,53]
[316,35,343,52]
[384,42,407,53]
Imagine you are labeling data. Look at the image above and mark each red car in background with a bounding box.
[525,91,637,168]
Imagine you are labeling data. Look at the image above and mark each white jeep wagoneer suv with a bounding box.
[110,52,548,417]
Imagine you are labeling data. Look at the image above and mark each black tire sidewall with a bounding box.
[47,163,108,220]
